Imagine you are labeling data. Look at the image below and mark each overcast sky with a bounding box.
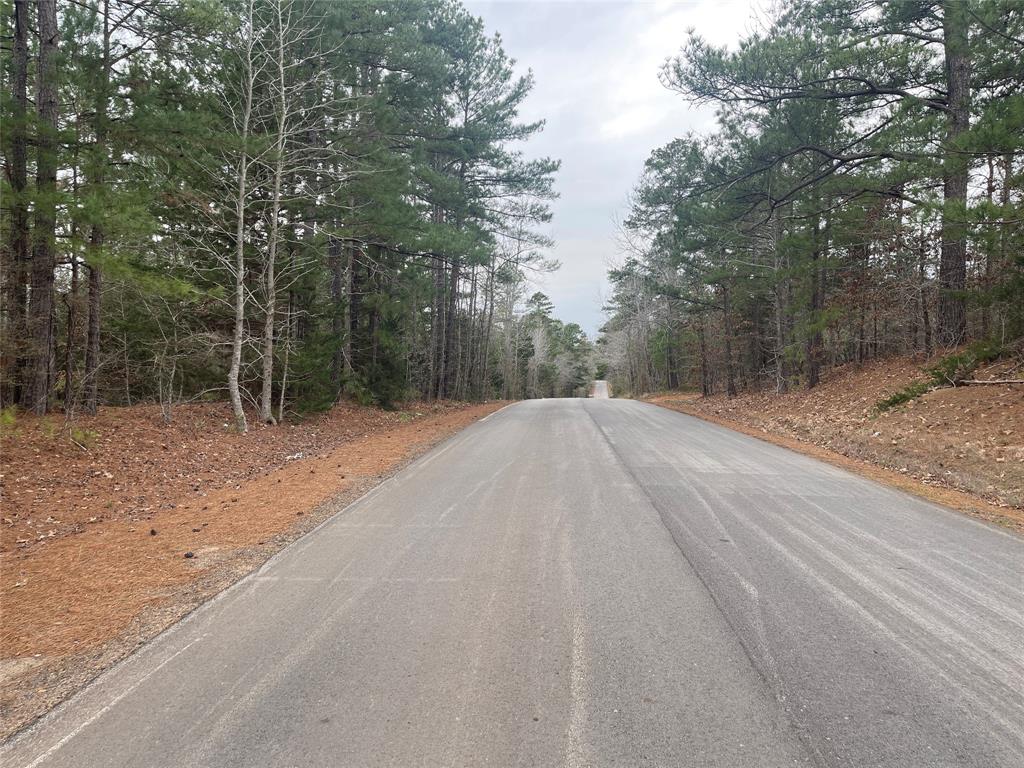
[464,0,758,336]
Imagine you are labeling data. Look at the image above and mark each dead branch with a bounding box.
[956,379,1024,386]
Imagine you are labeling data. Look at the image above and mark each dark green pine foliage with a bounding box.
[602,0,1023,398]
[0,0,575,418]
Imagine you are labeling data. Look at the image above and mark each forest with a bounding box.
[600,0,1024,398]
[0,0,594,431]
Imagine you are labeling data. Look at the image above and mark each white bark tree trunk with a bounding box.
[259,1,289,425]
[227,0,257,434]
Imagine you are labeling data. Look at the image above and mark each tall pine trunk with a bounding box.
[480,264,497,397]
[63,258,79,411]
[84,264,102,410]
[83,0,112,415]
[25,0,59,414]
[4,0,31,406]
[806,215,824,389]
[698,314,712,397]
[440,256,460,398]
[429,250,446,400]
[937,0,971,347]
[772,214,789,394]
[721,280,737,398]
[344,239,355,378]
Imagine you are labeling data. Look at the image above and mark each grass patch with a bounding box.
[69,425,99,449]
[876,380,932,411]
[876,340,1006,411]
[925,339,1004,386]
[0,406,19,437]
[40,417,60,439]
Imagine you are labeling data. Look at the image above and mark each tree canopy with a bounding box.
[0,0,587,424]
[601,0,1023,397]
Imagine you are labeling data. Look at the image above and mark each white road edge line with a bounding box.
[21,637,204,768]
[4,403,513,764]
[478,400,518,423]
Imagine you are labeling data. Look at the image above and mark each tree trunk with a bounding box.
[666,333,679,390]
[227,0,256,433]
[773,216,789,394]
[24,0,59,414]
[461,267,478,400]
[82,261,102,402]
[348,247,363,375]
[278,288,292,423]
[995,153,1012,342]
[369,304,379,372]
[980,156,996,340]
[721,280,737,398]
[259,224,279,426]
[440,256,460,399]
[82,0,114,415]
[344,239,355,378]
[872,309,878,359]
[698,315,712,397]
[258,163,283,425]
[480,264,496,398]
[919,232,933,357]
[937,0,971,347]
[4,0,31,407]
[430,251,446,400]
[84,263,102,412]
[806,216,823,389]
[259,6,289,425]
[228,187,249,433]
[63,258,79,412]
[329,235,344,390]
[427,196,445,400]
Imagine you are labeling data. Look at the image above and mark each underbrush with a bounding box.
[875,340,1010,412]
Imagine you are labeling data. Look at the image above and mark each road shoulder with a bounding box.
[1,401,507,741]
[645,394,1024,534]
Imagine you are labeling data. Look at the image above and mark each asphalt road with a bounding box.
[5,399,1023,767]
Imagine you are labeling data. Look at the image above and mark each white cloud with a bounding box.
[598,103,663,140]
[466,0,757,334]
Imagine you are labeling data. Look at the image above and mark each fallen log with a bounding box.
[956,378,1024,386]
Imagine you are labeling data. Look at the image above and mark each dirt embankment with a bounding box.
[646,357,1024,532]
[0,399,506,738]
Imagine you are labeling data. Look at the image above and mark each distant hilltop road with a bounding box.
[591,380,610,398]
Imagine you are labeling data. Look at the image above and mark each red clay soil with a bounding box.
[0,399,505,738]
[646,357,1024,533]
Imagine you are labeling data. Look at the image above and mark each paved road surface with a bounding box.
[5,399,1023,767]
[591,380,610,398]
